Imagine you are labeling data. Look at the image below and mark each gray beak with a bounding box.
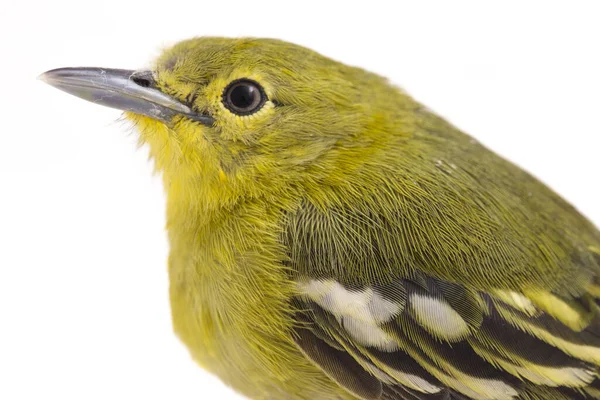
[39,67,214,126]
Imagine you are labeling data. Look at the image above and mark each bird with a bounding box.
[40,37,600,400]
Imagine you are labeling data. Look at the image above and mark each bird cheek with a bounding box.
[215,101,277,143]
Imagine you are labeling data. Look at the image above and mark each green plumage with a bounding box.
[42,37,600,400]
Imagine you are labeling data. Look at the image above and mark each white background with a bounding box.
[2,1,599,399]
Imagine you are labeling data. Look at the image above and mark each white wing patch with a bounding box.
[342,316,398,351]
[439,373,518,400]
[409,293,470,340]
[296,279,402,351]
[493,290,538,316]
[296,279,525,399]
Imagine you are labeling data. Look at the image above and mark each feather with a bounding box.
[294,325,383,399]
[293,271,600,399]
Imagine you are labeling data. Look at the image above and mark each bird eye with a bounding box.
[222,79,267,115]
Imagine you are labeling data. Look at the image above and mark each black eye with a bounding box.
[222,79,267,115]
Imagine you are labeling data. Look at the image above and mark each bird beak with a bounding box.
[38,67,214,126]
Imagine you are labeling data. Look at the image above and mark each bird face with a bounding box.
[41,38,392,199]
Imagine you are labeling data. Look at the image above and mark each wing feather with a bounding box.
[292,274,600,399]
[285,185,600,399]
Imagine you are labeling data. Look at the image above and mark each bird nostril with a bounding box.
[130,71,156,88]
[132,77,151,87]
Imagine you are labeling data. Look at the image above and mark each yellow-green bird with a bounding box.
[40,37,600,400]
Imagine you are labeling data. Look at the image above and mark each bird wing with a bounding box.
[284,198,600,400]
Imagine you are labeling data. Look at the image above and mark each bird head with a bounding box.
[40,38,411,205]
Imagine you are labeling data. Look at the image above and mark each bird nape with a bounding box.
[40,37,600,400]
